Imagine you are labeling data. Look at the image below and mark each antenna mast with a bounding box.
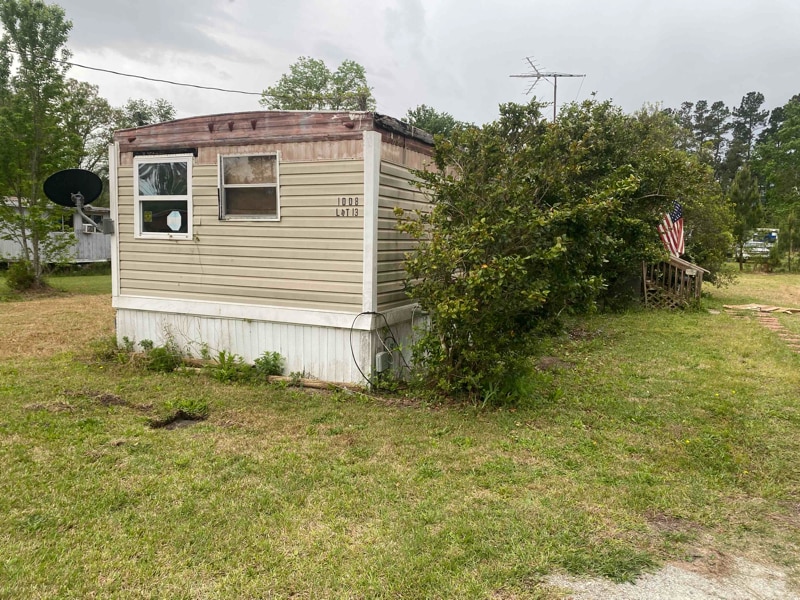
[510,57,585,121]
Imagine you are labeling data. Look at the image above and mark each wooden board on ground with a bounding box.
[723,303,800,314]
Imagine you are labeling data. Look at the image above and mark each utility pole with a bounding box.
[510,57,585,121]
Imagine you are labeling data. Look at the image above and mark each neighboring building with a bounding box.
[109,111,433,383]
[0,198,111,264]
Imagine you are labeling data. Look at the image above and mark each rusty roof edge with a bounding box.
[113,111,434,147]
[112,110,374,138]
[373,113,434,146]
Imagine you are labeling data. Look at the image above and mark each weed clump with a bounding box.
[208,350,252,382]
[141,338,184,373]
[206,349,286,383]
[150,397,209,428]
[166,397,209,420]
[254,351,284,377]
[90,335,127,363]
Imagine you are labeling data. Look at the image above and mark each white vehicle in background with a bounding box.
[744,240,771,259]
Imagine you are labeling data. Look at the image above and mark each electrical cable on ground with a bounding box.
[349,310,411,388]
[374,311,411,371]
[350,312,379,388]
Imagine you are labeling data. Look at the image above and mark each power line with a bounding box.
[8,49,378,109]
[69,60,263,96]
[9,49,263,96]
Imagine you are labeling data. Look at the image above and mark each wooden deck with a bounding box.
[642,257,709,309]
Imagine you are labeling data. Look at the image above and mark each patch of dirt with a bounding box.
[61,388,151,412]
[148,410,206,429]
[569,326,602,341]
[536,356,575,372]
[24,401,74,413]
[0,295,114,360]
[771,502,800,529]
[645,511,699,535]
[64,388,117,402]
[679,546,733,578]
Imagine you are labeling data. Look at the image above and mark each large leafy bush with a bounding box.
[398,100,731,398]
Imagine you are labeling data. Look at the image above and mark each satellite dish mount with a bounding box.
[43,169,113,233]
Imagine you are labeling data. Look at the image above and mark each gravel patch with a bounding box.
[548,557,798,599]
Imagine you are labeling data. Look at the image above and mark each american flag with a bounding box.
[658,202,684,257]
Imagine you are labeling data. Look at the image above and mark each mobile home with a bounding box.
[110,111,432,383]
[0,198,111,264]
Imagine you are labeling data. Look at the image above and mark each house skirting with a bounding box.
[114,296,418,384]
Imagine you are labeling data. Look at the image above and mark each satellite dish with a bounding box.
[44,169,102,207]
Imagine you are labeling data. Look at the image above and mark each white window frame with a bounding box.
[218,152,281,222]
[133,154,193,240]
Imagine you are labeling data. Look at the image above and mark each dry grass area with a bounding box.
[0,295,114,360]
[713,269,800,308]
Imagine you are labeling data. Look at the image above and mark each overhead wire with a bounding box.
[8,48,263,96]
[8,48,392,111]
[67,60,263,96]
[574,76,585,102]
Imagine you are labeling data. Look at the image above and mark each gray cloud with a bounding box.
[57,0,244,59]
[49,0,800,124]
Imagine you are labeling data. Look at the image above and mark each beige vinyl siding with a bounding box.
[118,158,364,311]
[377,160,430,311]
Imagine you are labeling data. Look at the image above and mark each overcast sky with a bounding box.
[52,0,800,125]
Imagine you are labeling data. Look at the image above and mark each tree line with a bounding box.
[666,93,800,269]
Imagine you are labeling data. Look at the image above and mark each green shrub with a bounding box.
[5,261,37,291]
[398,99,730,400]
[254,351,284,377]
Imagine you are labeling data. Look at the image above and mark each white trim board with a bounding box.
[113,295,421,331]
[109,143,121,299]
[362,130,381,312]
[112,295,420,331]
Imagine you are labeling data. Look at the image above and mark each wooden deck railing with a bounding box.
[642,257,709,309]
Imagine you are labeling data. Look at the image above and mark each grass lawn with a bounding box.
[1,273,799,598]
[0,271,111,300]
[710,265,800,307]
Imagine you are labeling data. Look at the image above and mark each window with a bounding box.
[219,153,279,220]
[134,155,192,239]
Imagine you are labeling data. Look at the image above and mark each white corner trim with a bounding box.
[113,295,381,331]
[109,142,121,299]
[362,130,381,312]
[379,303,422,326]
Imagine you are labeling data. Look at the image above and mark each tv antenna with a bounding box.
[510,57,585,121]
